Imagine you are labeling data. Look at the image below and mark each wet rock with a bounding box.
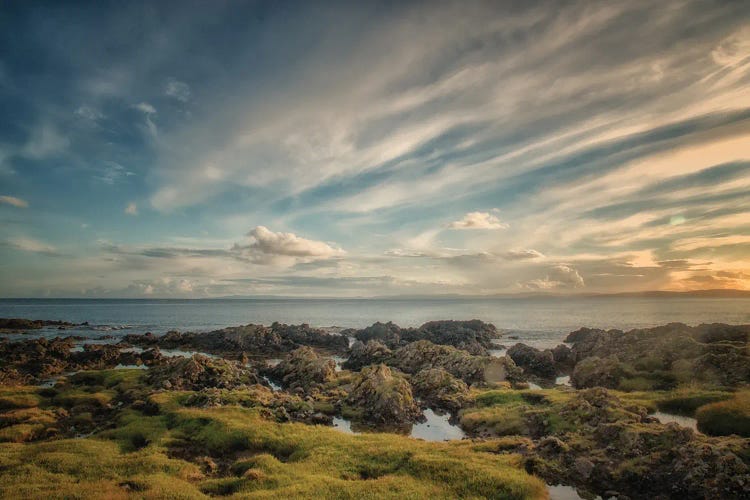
[342,340,392,371]
[346,364,422,424]
[410,368,471,412]
[147,354,259,391]
[507,343,557,379]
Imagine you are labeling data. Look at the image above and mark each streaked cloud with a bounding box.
[0,195,28,208]
[6,237,57,255]
[1,0,749,297]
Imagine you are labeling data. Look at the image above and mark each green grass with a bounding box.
[0,372,547,499]
[696,391,750,437]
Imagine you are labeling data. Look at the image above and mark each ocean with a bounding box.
[1,297,749,349]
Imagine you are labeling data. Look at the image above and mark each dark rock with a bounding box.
[343,340,392,371]
[507,343,557,379]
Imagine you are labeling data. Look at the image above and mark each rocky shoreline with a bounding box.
[0,318,748,498]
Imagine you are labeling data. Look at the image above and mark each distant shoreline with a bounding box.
[2,289,750,301]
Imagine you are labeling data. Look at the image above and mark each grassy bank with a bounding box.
[0,370,547,499]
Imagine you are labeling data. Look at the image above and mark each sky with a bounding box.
[1,0,749,298]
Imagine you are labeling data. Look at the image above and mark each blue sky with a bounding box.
[1,0,750,297]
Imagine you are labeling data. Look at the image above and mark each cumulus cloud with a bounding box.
[134,102,156,114]
[524,265,585,290]
[231,226,345,265]
[0,195,28,208]
[449,211,508,230]
[125,202,138,215]
[503,249,544,260]
[165,78,191,102]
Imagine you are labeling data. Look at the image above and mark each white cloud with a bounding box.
[165,78,191,102]
[125,202,138,215]
[22,124,69,159]
[231,226,345,265]
[524,264,584,289]
[133,103,158,137]
[0,195,28,208]
[449,211,509,230]
[503,249,544,260]
[74,106,103,121]
[248,226,344,258]
[134,102,156,114]
[7,237,57,254]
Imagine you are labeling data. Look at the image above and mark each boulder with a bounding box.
[411,368,471,412]
[343,340,392,370]
[346,364,421,424]
[507,343,557,379]
[271,346,336,393]
[147,354,259,390]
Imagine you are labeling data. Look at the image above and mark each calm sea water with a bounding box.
[1,297,748,348]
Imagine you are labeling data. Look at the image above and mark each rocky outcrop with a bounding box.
[507,344,557,379]
[0,318,81,333]
[570,356,624,389]
[392,340,523,385]
[564,323,750,389]
[342,340,392,371]
[347,322,403,348]
[184,386,333,425]
[122,322,349,357]
[551,344,575,372]
[0,337,164,383]
[146,355,259,390]
[346,364,421,424]
[411,368,471,412]
[349,320,497,355]
[270,347,336,393]
[529,391,750,499]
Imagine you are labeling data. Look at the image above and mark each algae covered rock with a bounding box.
[392,340,522,384]
[571,356,624,389]
[271,346,336,393]
[346,364,421,424]
[507,343,557,379]
[351,319,497,355]
[147,354,259,390]
[411,368,471,412]
[343,340,392,371]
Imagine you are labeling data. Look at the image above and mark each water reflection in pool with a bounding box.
[410,409,465,441]
[651,411,698,431]
[330,408,465,441]
[548,484,596,500]
[262,376,282,392]
[331,356,348,371]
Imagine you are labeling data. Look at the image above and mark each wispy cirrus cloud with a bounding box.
[0,195,28,208]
